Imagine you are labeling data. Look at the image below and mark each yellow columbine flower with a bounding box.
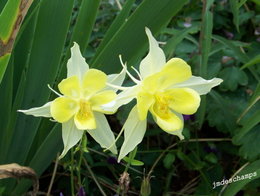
[50,69,116,130]
[108,28,223,161]
[19,43,126,158]
[136,58,200,132]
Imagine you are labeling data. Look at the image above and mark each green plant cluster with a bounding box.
[0,0,259,196]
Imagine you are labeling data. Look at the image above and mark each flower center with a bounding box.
[154,93,171,118]
[78,99,92,120]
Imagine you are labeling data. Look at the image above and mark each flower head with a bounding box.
[112,27,223,161]
[51,69,116,130]
[19,43,126,158]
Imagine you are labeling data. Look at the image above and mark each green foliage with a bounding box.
[0,0,259,195]
[219,67,248,91]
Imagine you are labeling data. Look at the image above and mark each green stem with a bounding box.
[77,132,87,187]
[70,149,75,196]
[83,158,107,196]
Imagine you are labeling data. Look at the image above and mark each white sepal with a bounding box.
[118,106,147,162]
[101,85,139,113]
[88,112,117,154]
[67,42,89,81]
[18,102,52,118]
[105,67,126,92]
[139,27,166,79]
[59,118,84,159]
[172,76,223,95]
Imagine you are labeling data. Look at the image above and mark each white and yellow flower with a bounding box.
[19,43,125,158]
[107,28,223,161]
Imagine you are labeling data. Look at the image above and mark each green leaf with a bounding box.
[212,35,249,63]
[13,124,63,194]
[123,156,144,166]
[219,67,248,91]
[164,26,199,58]
[229,0,240,32]
[241,54,260,69]
[0,53,10,84]
[197,0,214,130]
[0,0,20,41]
[207,90,237,133]
[236,125,260,160]
[94,0,135,57]
[0,0,33,83]
[233,110,260,143]
[70,0,101,51]
[221,160,260,196]
[0,58,13,163]
[163,153,175,169]
[91,0,189,73]
[6,0,74,165]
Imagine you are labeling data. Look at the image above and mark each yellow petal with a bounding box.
[74,100,96,130]
[142,73,161,93]
[150,105,183,132]
[141,58,191,92]
[159,58,192,89]
[51,97,78,123]
[137,91,155,120]
[90,90,116,107]
[82,69,107,96]
[58,76,81,98]
[165,88,201,115]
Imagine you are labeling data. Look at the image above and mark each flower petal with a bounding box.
[82,69,107,96]
[159,58,192,89]
[18,102,52,117]
[172,76,223,95]
[59,119,84,159]
[137,91,155,120]
[67,42,89,81]
[165,88,201,115]
[141,58,192,92]
[150,104,183,132]
[58,76,81,98]
[101,86,139,113]
[163,113,184,140]
[105,67,126,92]
[74,103,96,130]
[90,90,116,108]
[118,106,147,162]
[139,27,166,78]
[51,97,78,123]
[87,112,117,154]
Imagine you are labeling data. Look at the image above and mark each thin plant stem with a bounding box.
[83,158,107,196]
[115,0,122,10]
[70,150,75,196]
[47,153,59,196]
[76,132,87,187]
[237,96,260,123]
[147,138,232,177]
